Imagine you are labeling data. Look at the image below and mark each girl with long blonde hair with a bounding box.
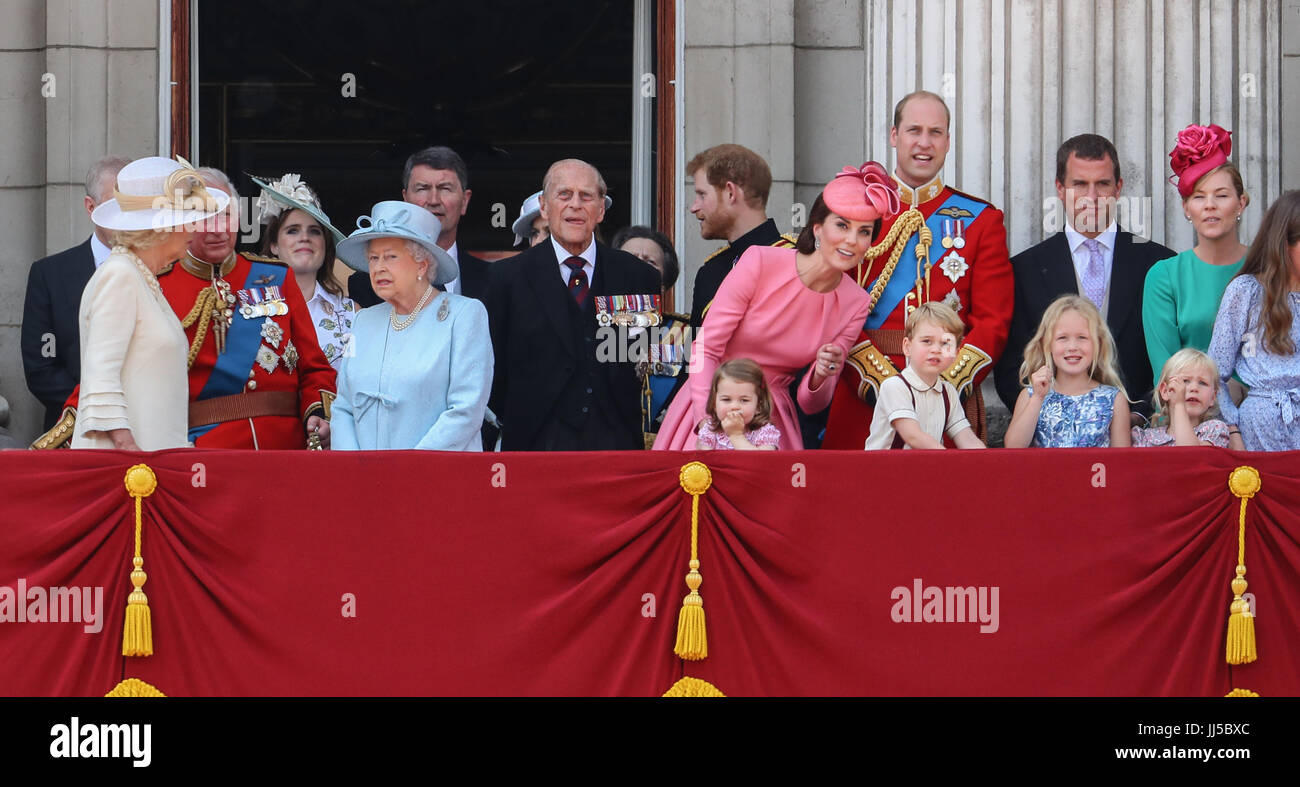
[1004,295,1132,448]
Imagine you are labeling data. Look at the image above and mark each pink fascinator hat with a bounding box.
[822,162,902,223]
[1168,124,1233,198]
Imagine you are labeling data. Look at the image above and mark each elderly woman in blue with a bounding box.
[331,201,492,450]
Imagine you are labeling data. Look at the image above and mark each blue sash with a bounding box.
[189,259,287,441]
[864,192,987,329]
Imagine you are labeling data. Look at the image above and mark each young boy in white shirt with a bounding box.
[865,302,986,450]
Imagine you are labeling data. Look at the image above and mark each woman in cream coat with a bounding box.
[72,156,228,450]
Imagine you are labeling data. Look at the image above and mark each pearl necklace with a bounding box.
[118,246,165,301]
[390,286,435,332]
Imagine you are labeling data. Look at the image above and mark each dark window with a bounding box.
[198,0,635,254]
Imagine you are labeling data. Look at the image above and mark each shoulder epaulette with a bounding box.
[772,233,798,248]
[945,187,997,210]
[701,245,731,264]
[243,253,288,267]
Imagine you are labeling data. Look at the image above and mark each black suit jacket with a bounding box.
[993,230,1175,413]
[487,240,661,450]
[22,239,96,430]
[348,249,490,308]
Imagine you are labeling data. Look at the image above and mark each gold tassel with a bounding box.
[1225,688,1260,697]
[675,462,713,661]
[1225,466,1260,665]
[122,465,158,657]
[662,677,725,697]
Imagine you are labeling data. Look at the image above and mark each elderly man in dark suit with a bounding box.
[994,134,1174,414]
[348,146,490,306]
[21,156,129,431]
[488,159,661,451]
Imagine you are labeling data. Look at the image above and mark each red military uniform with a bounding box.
[37,251,335,450]
[163,251,335,448]
[821,174,1013,448]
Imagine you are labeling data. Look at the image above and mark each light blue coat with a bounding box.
[332,291,493,450]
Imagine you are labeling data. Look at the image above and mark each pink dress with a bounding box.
[696,421,781,449]
[654,245,873,450]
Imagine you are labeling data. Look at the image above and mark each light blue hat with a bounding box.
[336,200,458,286]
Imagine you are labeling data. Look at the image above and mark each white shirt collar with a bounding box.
[305,281,343,309]
[1064,221,1118,253]
[446,240,459,261]
[551,235,597,269]
[90,234,112,267]
[441,240,461,294]
[901,364,943,392]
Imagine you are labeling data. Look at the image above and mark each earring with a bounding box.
[1236,214,1242,223]
[417,273,423,281]
[1184,215,1191,222]
[814,237,821,250]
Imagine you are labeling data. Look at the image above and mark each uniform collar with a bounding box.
[893,173,945,207]
[181,250,237,279]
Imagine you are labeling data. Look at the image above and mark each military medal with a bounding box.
[256,344,278,373]
[261,318,284,348]
[942,290,963,313]
[281,340,299,373]
[941,219,955,249]
[940,252,969,283]
[595,294,661,328]
[952,221,966,249]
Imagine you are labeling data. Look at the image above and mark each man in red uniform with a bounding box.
[35,170,335,450]
[822,91,1013,447]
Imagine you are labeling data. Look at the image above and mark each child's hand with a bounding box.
[1164,377,1187,408]
[1030,365,1052,398]
[720,409,746,436]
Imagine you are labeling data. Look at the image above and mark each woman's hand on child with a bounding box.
[1030,365,1052,398]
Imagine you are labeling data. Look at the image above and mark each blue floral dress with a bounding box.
[1206,275,1300,452]
[1032,384,1119,447]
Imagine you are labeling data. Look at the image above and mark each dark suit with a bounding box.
[22,239,96,430]
[994,229,1175,414]
[487,239,661,451]
[348,249,490,307]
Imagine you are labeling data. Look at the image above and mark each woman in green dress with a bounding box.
[1143,123,1250,380]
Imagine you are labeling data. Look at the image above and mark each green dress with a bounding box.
[1142,248,1244,380]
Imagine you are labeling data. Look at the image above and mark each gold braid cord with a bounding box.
[179,286,218,368]
[858,208,933,308]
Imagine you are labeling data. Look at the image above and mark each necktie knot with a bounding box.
[564,257,589,304]
[1084,238,1102,254]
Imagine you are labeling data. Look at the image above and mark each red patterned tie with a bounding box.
[564,257,589,305]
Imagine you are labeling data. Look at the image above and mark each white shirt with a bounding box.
[1064,221,1117,318]
[864,365,971,450]
[442,241,461,296]
[552,235,596,289]
[90,234,112,268]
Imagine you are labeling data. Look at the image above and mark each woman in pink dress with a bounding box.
[655,162,901,449]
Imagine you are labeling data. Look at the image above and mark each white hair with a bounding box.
[85,156,130,202]
[196,167,240,219]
